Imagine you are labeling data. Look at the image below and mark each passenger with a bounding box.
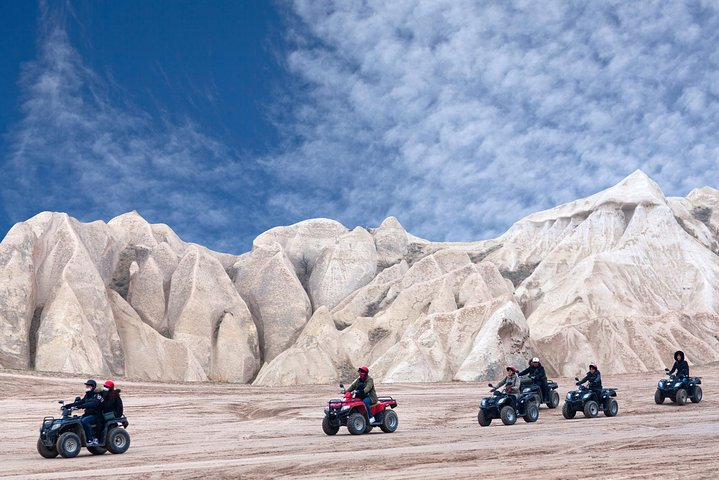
[492,365,521,397]
[345,365,378,423]
[66,379,104,445]
[668,350,689,378]
[518,356,548,401]
[577,363,603,401]
[100,380,123,420]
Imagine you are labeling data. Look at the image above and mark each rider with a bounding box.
[66,379,104,445]
[345,365,378,423]
[518,356,548,401]
[668,350,689,378]
[577,363,603,401]
[492,365,521,397]
[100,380,123,419]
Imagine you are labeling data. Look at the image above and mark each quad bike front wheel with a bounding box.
[500,406,517,425]
[523,403,539,423]
[562,402,576,419]
[322,416,339,435]
[57,432,81,458]
[37,438,58,458]
[380,410,398,433]
[675,388,688,406]
[347,413,367,435]
[583,400,599,418]
[106,427,131,454]
[691,386,702,403]
[604,399,619,417]
[654,389,665,404]
[477,409,491,426]
[547,391,560,409]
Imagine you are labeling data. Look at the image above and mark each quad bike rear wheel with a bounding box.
[523,403,539,423]
[106,427,131,454]
[37,438,58,458]
[691,386,702,403]
[654,389,665,404]
[500,406,517,425]
[380,410,398,433]
[675,388,688,406]
[583,400,599,418]
[547,391,560,409]
[477,409,491,426]
[604,399,619,417]
[322,416,339,435]
[347,413,367,435]
[57,432,81,458]
[562,402,576,419]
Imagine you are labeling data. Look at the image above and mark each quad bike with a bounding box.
[655,369,702,405]
[37,398,130,458]
[520,376,560,408]
[477,384,539,426]
[322,384,398,435]
[562,378,618,419]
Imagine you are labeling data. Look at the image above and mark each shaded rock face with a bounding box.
[2,171,718,384]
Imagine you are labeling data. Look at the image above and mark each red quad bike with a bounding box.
[322,383,398,435]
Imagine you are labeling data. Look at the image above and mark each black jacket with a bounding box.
[518,364,547,383]
[578,370,602,389]
[101,389,124,418]
[669,360,689,377]
[68,390,103,417]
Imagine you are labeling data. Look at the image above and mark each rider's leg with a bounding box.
[363,397,374,422]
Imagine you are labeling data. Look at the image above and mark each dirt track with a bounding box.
[0,367,717,479]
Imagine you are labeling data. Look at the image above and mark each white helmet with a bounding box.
[531,357,540,363]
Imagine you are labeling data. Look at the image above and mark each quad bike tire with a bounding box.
[364,425,374,433]
[675,388,688,406]
[87,446,107,455]
[691,386,702,403]
[523,402,539,423]
[57,432,82,458]
[547,391,560,409]
[322,416,339,435]
[380,410,398,433]
[583,400,599,418]
[500,406,517,425]
[604,399,619,417]
[106,427,131,454]
[477,409,491,426]
[347,413,367,435]
[37,438,58,458]
[562,402,576,419]
[654,389,665,404]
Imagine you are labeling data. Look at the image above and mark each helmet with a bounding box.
[84,379,97,388]
[358,365,369,374]
[589,363,598,370]
[506,365,517,372]
[531,357,540,363]
[104,380,115,389]
[674,350,685,361]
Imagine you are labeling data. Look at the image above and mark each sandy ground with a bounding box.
[0,367,717,480]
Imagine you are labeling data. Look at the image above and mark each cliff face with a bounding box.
[1,171,718,384]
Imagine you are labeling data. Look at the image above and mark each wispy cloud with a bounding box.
[2,5,265,252]
[268,0,719,241]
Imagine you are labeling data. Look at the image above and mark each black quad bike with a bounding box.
[520,376,561,408]
[37,399,130,458]
[322,383,398,435]
[562,378,618,419]
[655,369,702,405]
[477,383,539,426]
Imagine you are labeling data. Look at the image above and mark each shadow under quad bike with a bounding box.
[519,376,560,408]
[322,383,398,435]
[477,383,539,426]
[37,398,130,458]
[655,369,702,405]
[562,378,618,419]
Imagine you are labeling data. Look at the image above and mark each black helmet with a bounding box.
[674,351,685,361]
[84,379,97,388]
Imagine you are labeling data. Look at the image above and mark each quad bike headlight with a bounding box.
[674,382,683,388]
[340,406,350,413]
[566,392,572,400]
[324,406,329,414]
[582,393,592,400]
[480,399,487,408]
[51,423,61,431]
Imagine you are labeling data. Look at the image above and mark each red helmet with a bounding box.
[506,365,517,372]
[358,365,369,374]
[104,380,115,389]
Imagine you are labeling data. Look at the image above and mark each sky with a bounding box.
[1,1,718,253]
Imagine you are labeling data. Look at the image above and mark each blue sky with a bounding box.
[1,1,718,253]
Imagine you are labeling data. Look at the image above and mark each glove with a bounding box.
[576,382,581,386]
[490,388,495,392]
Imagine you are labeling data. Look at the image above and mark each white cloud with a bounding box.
[269,0,719,241]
